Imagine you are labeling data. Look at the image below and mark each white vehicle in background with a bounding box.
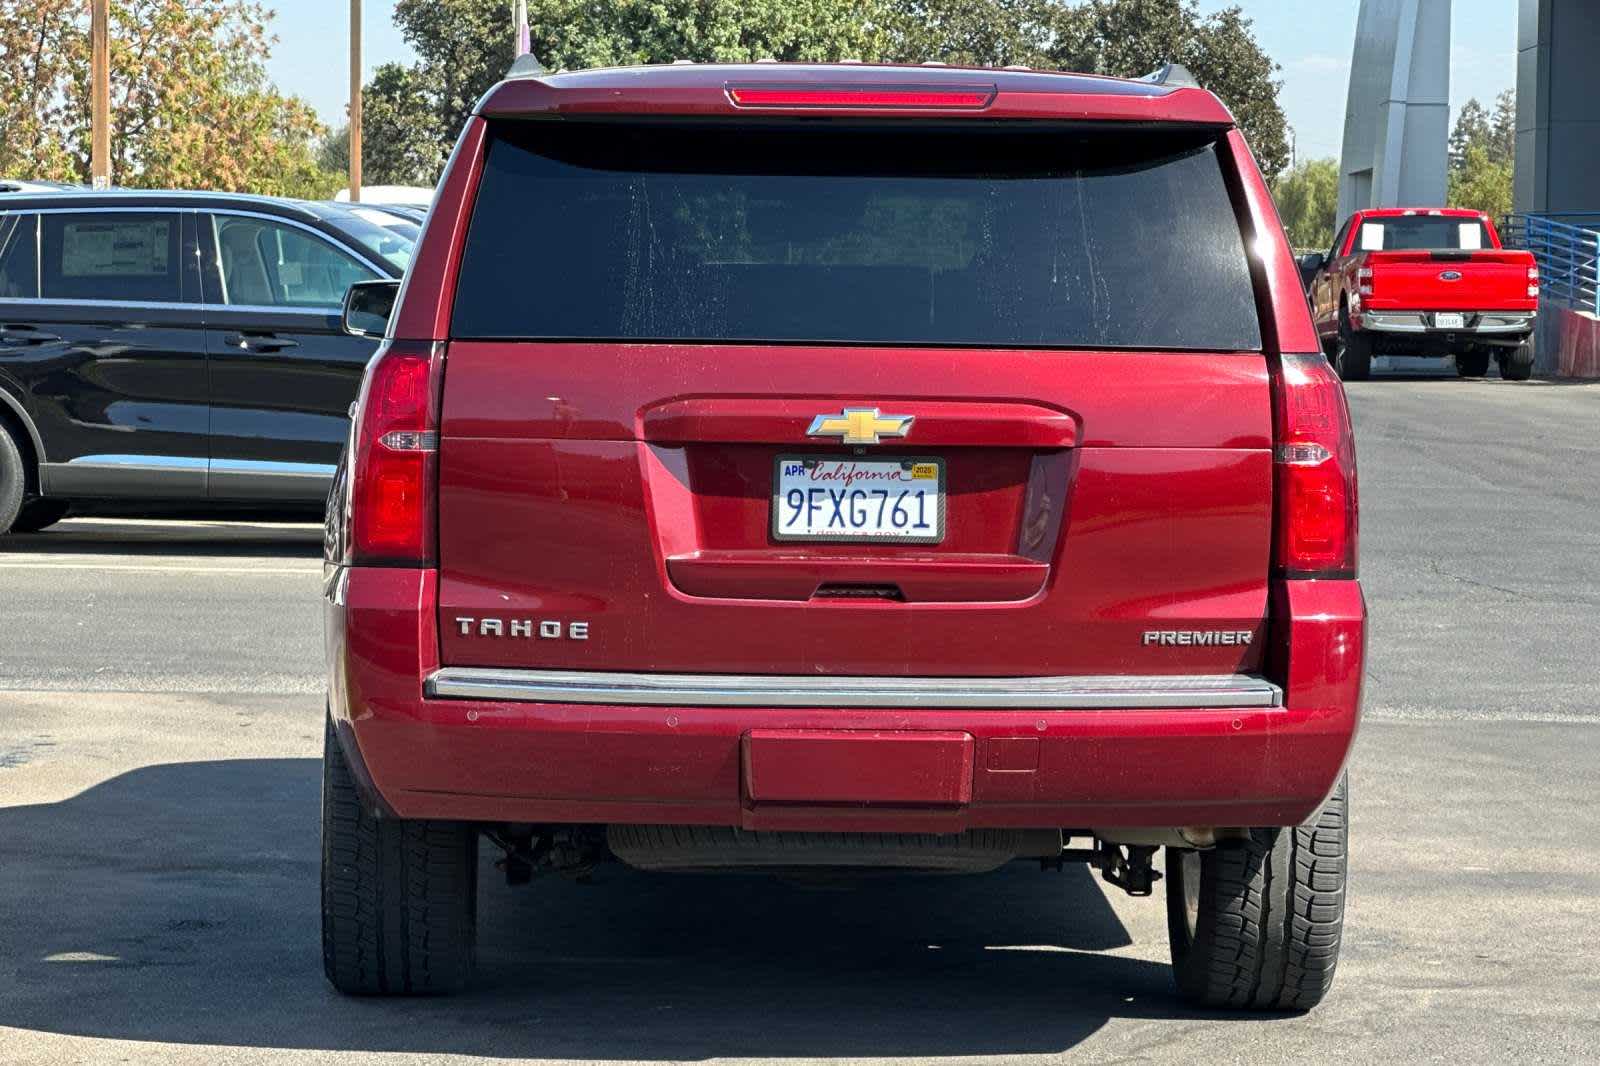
[333,184,433,207]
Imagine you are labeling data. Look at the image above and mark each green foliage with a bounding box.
[367,0,1290,185]
[1045,0,1289,177]
[1448,90,1513,218]
[0,0,339,196]
[1271,157,1339,252]
[1450,144,1513,220]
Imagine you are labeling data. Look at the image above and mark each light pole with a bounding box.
[349,0,362,202]
[90,0,109,189]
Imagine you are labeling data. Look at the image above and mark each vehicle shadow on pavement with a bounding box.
[0,519,324,559]
[0,759,1248,1059]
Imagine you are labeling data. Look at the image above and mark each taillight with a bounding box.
[726,84,996,109]
[1272,354,1359,579]
[1528,266,1541,298]
[348,341,440,565]
[1357,266,1374,297]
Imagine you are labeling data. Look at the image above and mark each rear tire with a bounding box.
[1455,348,1491,378]
[1498,341,1535,381]
[321,717,478,995]
[1166,775,1348,1011]
[0,427,24,535]
[1334,312,1371,381]
[10,498,68,534]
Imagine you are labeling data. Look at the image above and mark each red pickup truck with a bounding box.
[321,62,1364,1010]
[1301,208,1539,380]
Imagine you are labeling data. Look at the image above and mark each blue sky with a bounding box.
[264,0,1518,164]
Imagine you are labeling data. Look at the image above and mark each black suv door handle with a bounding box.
[0,325,61,346]
[223,331,299,353]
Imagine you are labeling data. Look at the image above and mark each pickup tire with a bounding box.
[321,717,478,996]
[1334,312,1371,381]
[1455,348,1491,378]
[1165,775,1348,1011]
[1499,341,1535,381]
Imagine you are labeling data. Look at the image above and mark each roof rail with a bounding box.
[1140,62,1200,89]
[506,52,546,79]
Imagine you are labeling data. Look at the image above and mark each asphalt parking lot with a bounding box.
[3,375,1599,1065]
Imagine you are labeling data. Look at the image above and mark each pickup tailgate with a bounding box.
[1364,249,1538,311]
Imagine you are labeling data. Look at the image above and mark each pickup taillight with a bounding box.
[1272,354,1359,579]
[1356,266,1374,297]
[1529,264,1541,298]
[347,340,441,566]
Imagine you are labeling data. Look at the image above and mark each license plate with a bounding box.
[772,456,945,543]
[1435,313,1466,329]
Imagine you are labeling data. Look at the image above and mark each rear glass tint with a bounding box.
[1357,217,1490,252]
[452,122,1262,351]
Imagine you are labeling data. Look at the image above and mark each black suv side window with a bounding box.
[41,212,183,302]
[211,215,375,309]
[0,213,38,298]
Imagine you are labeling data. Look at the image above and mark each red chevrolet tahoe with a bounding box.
[1302,207,1540,380]
[321,62,1365,1010]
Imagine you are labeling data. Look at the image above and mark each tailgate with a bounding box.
[436,344,1272,678]
[1365,250,1538,311]
[432,117,1275,682]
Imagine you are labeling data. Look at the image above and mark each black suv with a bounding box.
[0,191,416,534]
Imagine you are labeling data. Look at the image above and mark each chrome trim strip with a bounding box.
[210,458,337,478]
[62,453,207,470]
[425,669,1284,709]
[0,297,346,315]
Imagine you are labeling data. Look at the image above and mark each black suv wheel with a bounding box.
[0,426,25,534]
[321,717,478,995]
[1166,776,1348,1010]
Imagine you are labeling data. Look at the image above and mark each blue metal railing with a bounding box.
[1502,213,1600,314]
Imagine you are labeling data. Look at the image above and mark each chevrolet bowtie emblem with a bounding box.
[806,407,915,446]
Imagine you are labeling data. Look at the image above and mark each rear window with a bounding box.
[452,122,1262,351]
[1357,216,1490,252]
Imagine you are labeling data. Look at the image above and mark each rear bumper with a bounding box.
[326,567,1365,831]
[1353,310,1536,344]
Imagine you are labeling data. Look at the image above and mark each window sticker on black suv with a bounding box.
[42,213,182,303]
[452,122,1263,352]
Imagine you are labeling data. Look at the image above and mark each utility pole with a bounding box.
[90,0,110,189]
[348,0,362,202]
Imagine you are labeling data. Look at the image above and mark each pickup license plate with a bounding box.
[1435,313,1466,329]
[772,456,944,543]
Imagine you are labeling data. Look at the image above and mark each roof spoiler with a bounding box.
[507,52,546,79]
[1140,62,1200,89]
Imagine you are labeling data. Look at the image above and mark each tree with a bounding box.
[877,0,1054,68]
[1045,0,1290,177]
[1450,143,1513,220]
[366,0,1290,186]
[1271,157,1339,251]
[1448,90,1514,217]
[364,0,882,186]
[0,0,337,196]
